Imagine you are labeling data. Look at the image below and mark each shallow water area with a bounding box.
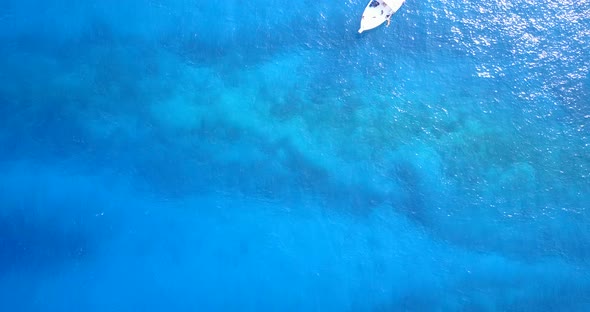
[0,0,589,310]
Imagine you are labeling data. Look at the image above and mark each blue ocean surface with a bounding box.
[1,0,589,310]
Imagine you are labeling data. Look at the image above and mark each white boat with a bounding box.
[358,0,405,33]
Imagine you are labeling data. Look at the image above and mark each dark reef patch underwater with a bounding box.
[1,0,589,310]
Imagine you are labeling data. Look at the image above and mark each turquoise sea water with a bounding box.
[1,0,589,310]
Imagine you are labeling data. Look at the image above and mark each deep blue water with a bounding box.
[1,0,589,310]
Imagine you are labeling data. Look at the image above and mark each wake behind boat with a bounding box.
[358,0,405,33]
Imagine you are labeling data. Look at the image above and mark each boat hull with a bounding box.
[358,0,405,33]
